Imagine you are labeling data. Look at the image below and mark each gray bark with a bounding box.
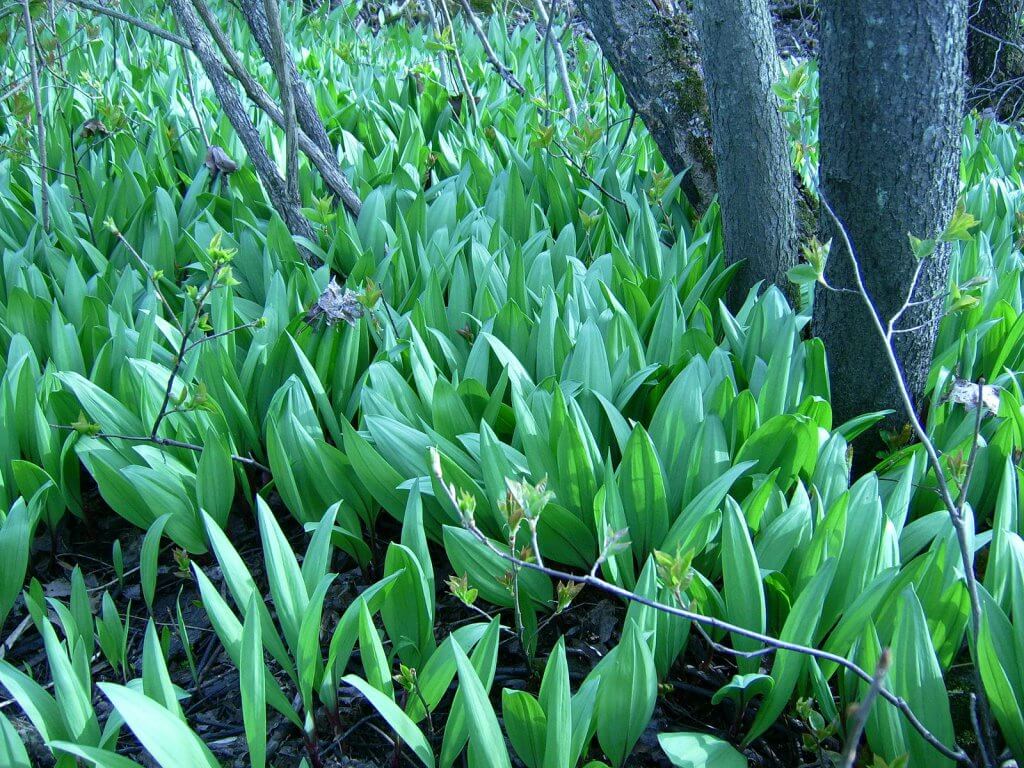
[239,0,334,159]
[816,0,967,444]
[967,0,1024,111]
[261,0,300,204]
[579,0,717,211]
[169,0,319,251]
[692,0,797,302]
[190,0,363,217]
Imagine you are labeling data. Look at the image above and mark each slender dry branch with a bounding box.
[429,451,971,765]
[261,0,300,204]
[549,139,628,209]
[956,379,986,511]
[190,0,362,216]
[437,0,479,123]
[820,195,994,765]
[52,426,269,472]
[150,263,227,439]
[67,0,193,48]
[456,0,526,95]
[534,0,578,121]
[420,0,452,89]
[839,649,891,768]
[238,0,335,159]
[22,0,49,231]
[69,0,362,216]
[179,45,210,146]
[169,0,319,256]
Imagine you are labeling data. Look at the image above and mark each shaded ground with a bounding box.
[1,483,820,767]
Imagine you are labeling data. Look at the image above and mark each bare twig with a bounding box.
[429,451,971,765]
[66,124,96,246]
[190,0,362,216]
[456,0,526,95]
[956,379,987,510]
[169,0,319,253]
[69,0,362,216]
[839,649,891,768]
[179,44,210,147]
[22,0,49,231]
[67,0,193,48]
[420,0,452,90]
[110,227,185,334]
[261,0,300,204]
[52,426,269,472]
[549,139,628,209]
[437,0,479,123]
[820,195,995,765]
[150,264,226,439]
[534,0,578,121]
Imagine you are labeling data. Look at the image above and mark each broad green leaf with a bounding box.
[98,684,219,768]
[452,643,512,768]
[721,498,766,673]
[658,732,748,768]
[504,689,547,768]
[596,621,657,767]
[343,675,435,768]
[745,559,838,744]
[240,596,266,768]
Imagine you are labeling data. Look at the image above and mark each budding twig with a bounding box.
[429,450,970,764]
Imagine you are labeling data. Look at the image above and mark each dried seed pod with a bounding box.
[81,117,110,138]
[304,277,364,327]
[204,145,238,176]
[946,377,1001,415]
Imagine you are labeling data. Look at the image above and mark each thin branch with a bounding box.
[110,228,184,334]
[820,195,994,765]
[534,0,578,121]
[22,0,49,231]
[419,0,452,90]
[886,257,928,337]
[456,0,526,95]
[955,379,987,510]
[51,426,269,473]
[66,0,193,48]
[190,0,362,216]
[66,124,96,246]
[549,139,628,209]
[430,451,971,765]
[261,0,300,204]
[839,649,891,768]
[150,265,225,439]
[437,0,479,123]
[169,0,319,253]
[69,0,362,216]
[179,44,210,147]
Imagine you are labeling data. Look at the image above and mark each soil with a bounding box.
[0,478,820,767]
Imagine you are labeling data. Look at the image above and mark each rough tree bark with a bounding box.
[189,0,363,217]
[579,0,717,212]
[816,0,967,448]
[691,0,797,302]
[239,0,334,158]
[168,0,319,250]
[261,0,300,204]
[967,0,1024,112]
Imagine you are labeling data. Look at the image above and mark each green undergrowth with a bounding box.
[0,4,1023,768]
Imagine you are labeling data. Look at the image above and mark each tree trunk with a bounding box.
[816,0,967,454]
[967,0,1024,113]
[579,0,717,212]
[169,0,319,250]
[691,0,797,302]
[239,0,334,159]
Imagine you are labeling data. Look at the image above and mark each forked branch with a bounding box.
[430,450,972,765]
